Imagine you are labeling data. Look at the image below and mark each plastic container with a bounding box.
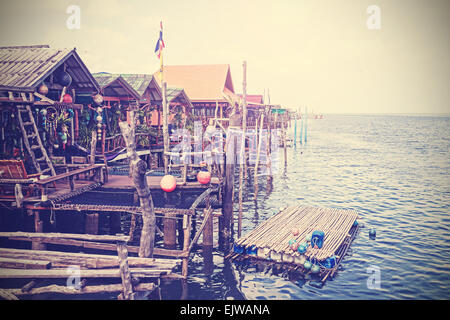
[311,230,325,249]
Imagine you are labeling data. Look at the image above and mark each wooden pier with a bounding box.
[0,232,180,300]
[228,204,360,283]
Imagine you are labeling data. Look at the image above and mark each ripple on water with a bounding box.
[177,115,450,300]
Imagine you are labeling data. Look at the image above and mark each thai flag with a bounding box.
[155,21,165,59]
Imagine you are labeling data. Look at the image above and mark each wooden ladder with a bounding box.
[16,105,56,177]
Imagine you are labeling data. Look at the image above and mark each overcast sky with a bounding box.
[0,0,448,114]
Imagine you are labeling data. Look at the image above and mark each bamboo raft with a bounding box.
[228,204,360,282]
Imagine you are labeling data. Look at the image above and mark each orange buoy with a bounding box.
[160,175,177,192]
[197,171,211,185]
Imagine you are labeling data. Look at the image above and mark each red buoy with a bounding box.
[160,175,177,192]
[62,93,73,103]
[197,171,211,185]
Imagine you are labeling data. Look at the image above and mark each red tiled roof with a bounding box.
[159,64,236,102]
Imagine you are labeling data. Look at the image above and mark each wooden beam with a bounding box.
[0,248,181,269]
[6,236,188,258]
[5,282,156,296]
[0,257,51,270]
[0,231,129,242]
[0,268,170,279]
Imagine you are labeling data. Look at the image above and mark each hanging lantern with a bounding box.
[58,71,72,87]
[62,93,73,103]
[40,109,47,116]
[96,107,103,114]
[96,115,103,123]
[46,107,57,122]
[38,83,49,95]
[97,123,102,128]
[93,94,103,106]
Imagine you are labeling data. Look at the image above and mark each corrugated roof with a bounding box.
[159,64,236,101]
[93,73,141,99]
[0,45,99,92]
[93,73,161,101]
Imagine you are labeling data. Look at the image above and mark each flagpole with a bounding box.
[159,21,169,174]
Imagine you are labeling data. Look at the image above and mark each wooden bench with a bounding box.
[0,160,41,200]
[0,160,40,181]
[35,164,106,198]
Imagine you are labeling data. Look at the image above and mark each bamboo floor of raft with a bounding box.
[228,205,360,280]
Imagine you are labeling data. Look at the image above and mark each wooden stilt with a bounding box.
[220,130,236,252]
[84,213,99,235]
[32,211,45,251]
[203,208,213,247]
[254,113,265,200]
[181,215,191,277]
[116,240,135,300]
[163,212,177,250]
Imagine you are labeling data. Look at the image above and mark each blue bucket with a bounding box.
[311,230,325,249]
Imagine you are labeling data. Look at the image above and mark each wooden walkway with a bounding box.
[0,232,181,300]
[230,204,360,281]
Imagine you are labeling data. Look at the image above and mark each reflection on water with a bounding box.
[168,114,449,300]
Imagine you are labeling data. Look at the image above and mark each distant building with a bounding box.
[158,64,238,125]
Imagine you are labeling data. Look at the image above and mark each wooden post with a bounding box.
[74,109,79,140]
[203,208,213,247]
[294,111,297,148]
[181,214,191,277]
[299,107,303,145]
[283,118,287,167]
[163,212,177,249]
[110,213,122,235]
[162,82,169,174]
[237,61,248,238]
[220,128,237,251]
[90,131,97,165]
[32,211,45,250]
[116,240,134,300]
[254,113,265,200]
[85,213,99,235]
[304,106,308,143]
[266,107,273,186]
[119,111,156,258]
